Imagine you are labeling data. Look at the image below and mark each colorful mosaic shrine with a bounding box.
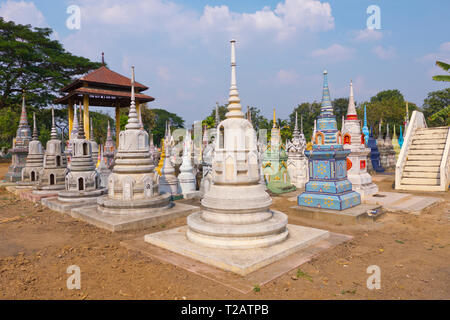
[297,71,361,211]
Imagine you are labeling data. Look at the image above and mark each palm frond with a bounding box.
[429,105,450,121]
[436,60,450,71]
[432,75,450,82]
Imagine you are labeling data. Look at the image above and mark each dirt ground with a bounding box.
[0,162,449,300]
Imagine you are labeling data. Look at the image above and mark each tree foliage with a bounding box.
[0,18,102,110]
[422,88,450,126]
[151,108,184,145]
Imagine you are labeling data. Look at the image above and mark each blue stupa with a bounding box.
[362,104,369,145]
[367,127,385,172]
[398,125,404,148]
[297,71,361,211]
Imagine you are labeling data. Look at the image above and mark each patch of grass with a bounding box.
[253,285,260,292]
[395,240,404,244]
[341,289,356,295]
[297,268,313,282]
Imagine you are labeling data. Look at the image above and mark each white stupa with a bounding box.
[34,107,68,192]
[286,112,308,189]
[58,106,106,203]
[18,112,44,186]
[145,40,329,275]
[159,122,180,196]
[97,67,172,214]
[178,129,196,196]
[342,80,378,197]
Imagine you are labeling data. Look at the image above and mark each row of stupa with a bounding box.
[4,39,421,276]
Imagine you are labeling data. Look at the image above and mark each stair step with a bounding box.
[413,135,447,141]
[400,178,440,185]
[396,184,447,192]
[409,144,444,150]
[407,155,443,161]
[411,139,446,145]
[404,166,440,172]
[404,160,441,166]
[416,127,448,132]
[402,171,440,178]
[408,149,444,155]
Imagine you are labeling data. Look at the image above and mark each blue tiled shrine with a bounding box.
[298,71,361,211]
[367,127,385,173]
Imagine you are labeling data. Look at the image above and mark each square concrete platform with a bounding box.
[291,204,384,224]
[124,230,351,293]
[70,203,200,232]
[363,191,442,215]
[41,197,97,214]
[18,189,58,202]
[5,186,32,196]
[144,224,330,276]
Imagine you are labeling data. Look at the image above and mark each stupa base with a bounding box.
[144,224,329,276]
[291,203,383,224]
[71,200,199,232]
[298,190,361,211]
[58,188,107,203]
[42,196,100,214]
[34,184,65,192]
[15,180,38,188]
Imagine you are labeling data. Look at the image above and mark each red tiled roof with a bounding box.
[55,87,154,106]
[61,66,148,92]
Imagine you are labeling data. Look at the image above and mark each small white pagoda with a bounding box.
[342,80,378,197]
[178,129,196,196]
[19,112,44,186]
[286,112,308,189]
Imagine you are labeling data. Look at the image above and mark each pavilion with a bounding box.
[55,54,154,145]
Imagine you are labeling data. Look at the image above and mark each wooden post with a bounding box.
[115,104,120,147]
[68,98,74,135]
[83,94,89,140]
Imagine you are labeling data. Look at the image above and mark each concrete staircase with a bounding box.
[396,126,450,191]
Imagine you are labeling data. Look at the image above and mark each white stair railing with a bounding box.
[395,111,427,189]
[439,127,450,191]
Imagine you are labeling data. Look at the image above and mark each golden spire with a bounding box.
[273,108,276,128]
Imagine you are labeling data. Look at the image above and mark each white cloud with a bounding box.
[351,29,383,42]
[74,0,334,44]
[372,45,396,59]
[0,0,47,27]
[156,66,171,81]
[311,44,355,62]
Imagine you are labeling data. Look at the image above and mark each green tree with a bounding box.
[422,88,450,126]
[289,102,321,142]
[357,90,418,137]
[332,98,350,131]
[0,18,102,110]
[151,108,184,145]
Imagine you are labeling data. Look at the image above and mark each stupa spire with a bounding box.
[90,117,94,141]
[362,104,369,145]
[50,107,58,140]
[273,108,276,128]
[320,70,334,117]
[106,121,112,140]
[226,39,245,119]
[125,66,140,130]
[294,112,299,131]
[215,102,220,126]
[347,80,357,120]
[300,114,304,134]
[19,90,29,128]
[70,103,79,139]
[78,105,86,139]
[32,112,38,141]
[386,123,390,138]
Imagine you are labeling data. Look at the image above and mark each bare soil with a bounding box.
[0,162,449,300]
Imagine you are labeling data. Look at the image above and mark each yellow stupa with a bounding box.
[156,138,165,176]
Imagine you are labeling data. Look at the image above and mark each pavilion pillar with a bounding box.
[83,94,90,140]
[136,100,140,119]
[68,98,74,135]
[115,104,120,147]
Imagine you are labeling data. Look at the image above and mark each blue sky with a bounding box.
[1,0,449,125]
